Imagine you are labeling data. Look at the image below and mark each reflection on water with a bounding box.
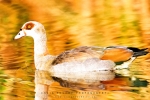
[1,0,150,100]
[34,69,149,100]
[51,70,115,90]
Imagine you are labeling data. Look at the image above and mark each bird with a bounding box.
[14,21,149,71]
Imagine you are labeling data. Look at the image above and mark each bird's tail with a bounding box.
[127,47,149,57]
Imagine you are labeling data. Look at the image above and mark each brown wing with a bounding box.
[52,46,104,65]
[101,48,133,62]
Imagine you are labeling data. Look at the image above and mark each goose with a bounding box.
[14,21,148,71]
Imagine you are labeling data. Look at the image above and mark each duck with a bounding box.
[14,21,148,71]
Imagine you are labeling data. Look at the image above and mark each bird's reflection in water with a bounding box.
[34,69,115,99]
[51,70,115,90]
[34,69,149,100]
[34,70,53,100]
[52,70,115,90]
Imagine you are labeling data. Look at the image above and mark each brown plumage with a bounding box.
[52,46,148,67]
[101,47,133,62]
[52,46,105,65]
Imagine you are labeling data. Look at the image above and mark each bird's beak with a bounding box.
[14,30,25,40]
[14,33,21,40]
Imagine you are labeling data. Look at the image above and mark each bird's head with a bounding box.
[14,21,46,40]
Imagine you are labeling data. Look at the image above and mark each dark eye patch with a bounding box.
[20,29,22,31]
[24,22,35,30]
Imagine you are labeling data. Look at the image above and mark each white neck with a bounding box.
[33,34,49,56]
[33,34,55,70]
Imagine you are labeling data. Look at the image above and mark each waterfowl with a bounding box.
[14,21,148,71]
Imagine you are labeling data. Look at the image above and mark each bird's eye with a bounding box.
[20,29,22,31]
[18,33,20,35]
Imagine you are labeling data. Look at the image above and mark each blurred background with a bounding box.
[0,0,150,100]
[1,0,150,52]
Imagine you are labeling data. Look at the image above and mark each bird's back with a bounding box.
[52,46,106,65]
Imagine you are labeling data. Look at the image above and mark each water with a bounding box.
[0,0,150,100]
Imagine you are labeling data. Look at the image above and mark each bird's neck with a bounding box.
[33,35,55,70]
[34,35,49,57]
